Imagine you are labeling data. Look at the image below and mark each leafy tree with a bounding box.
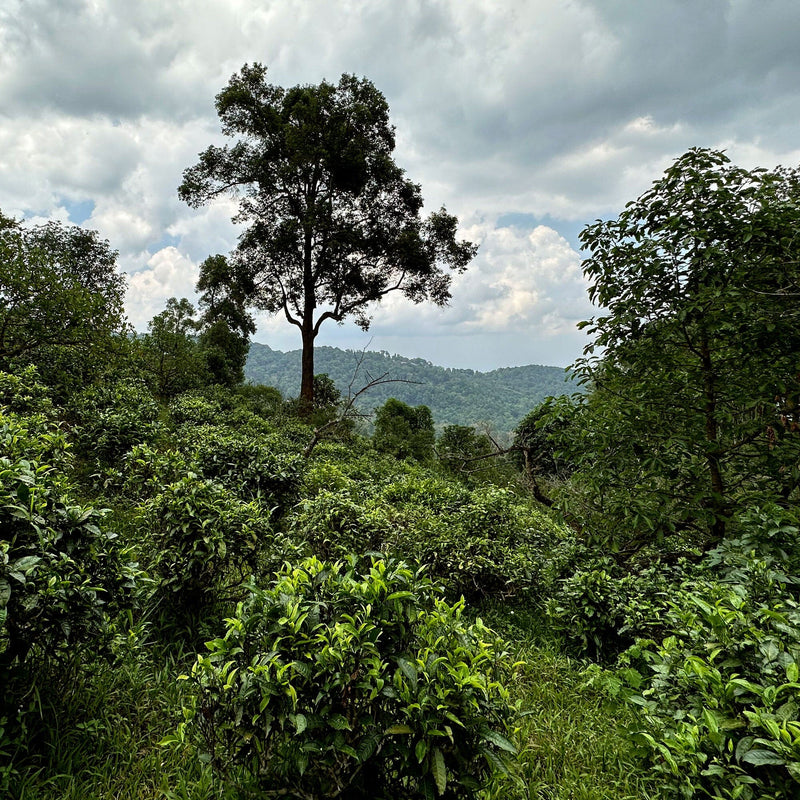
[436,424,496,481]
[196,254,255,386]
[512,397,576,506]
[374,398,435,462]
[312,372,341,410]
[570,148,800,548]
[0,212,127,393]
[140,297,207,398]
[179,64,477,407]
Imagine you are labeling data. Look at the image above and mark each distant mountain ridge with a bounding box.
[245,343,575,432]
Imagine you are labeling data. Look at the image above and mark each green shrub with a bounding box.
[616,586,800,799]
[0,367,55,416]
[169,390,225,427]
[302,448,408,497]
[302,461,358,496]
[592,510,800,799]
[184,425,303,510]
[70,379,162,463]
[292,473,564,599]
[233,383,283,418]
[0,415,137,673]
[115,443,195,500]
[173,556,516,799]
[373,398,435,462]
[544,561,680,660]
[143,477,297,616]
[0,408,71,470]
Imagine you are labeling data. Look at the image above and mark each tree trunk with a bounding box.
[300,323,315,411]
[700,330,727,543]
[299,227,316,412]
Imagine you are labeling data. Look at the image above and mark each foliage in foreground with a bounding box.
[171,557,517,799]
[527,149,800,552]
[0,409,135,674]
[569,509,800,799]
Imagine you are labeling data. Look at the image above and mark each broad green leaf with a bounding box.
[384,724,413,735]
[14,555,41,571]
[741,749,786,766]
[415,738,428,763]
[482,729,517,753]
[328,714,351,731]
[397,657,418,687]
[431,747,446,795]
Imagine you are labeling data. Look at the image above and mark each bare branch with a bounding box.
[302,349,422,457]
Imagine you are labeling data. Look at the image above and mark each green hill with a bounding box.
[245,343,575,432]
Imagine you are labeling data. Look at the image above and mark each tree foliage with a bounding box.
[563,148,800,548]
[196,254,255,386]
[139,297,206,399]
[0,212,127,394]
[374,398,435,462]
[179,64,476,405]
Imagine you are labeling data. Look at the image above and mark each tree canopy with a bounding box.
[0,212,127,390]
[562,147,800,548]
[373,398,435,462]
[179,64,477,406]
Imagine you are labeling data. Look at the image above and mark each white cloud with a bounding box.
[3,0,800,368]
[125,247,200,329]
[303,223,594,369]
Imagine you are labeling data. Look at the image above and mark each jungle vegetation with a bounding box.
[1,75,800,800]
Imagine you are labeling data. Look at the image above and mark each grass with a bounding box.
[506,646,654,799]
[4,601,656,799]
[4,641,224,800]
[477,601,657,800]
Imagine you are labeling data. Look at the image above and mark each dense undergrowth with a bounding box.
[0,368,660,799]
[4,364,799,799]
[4,145,800,800]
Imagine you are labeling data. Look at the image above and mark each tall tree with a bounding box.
[0,212,127,390]
[179,64,476,407]
[140,297,206,398]
[196,254,255,386]
[568,148,800,548]
[374,398,435,462]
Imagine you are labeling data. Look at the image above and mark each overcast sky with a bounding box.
[2,0,799,370]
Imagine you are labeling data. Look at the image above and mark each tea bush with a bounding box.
[292,473,565,599]
[0,367,55,416]
[173,556,516,799]
[70,379,162,463]
[617,585,800,799]
[232,383,283,418]
[169,390,223,427]
[302,448,410,497]
[183,425,303,510]
[0,414,136,673]
[545,559,680,661]
[115,443,196,501]
[597,510,800,799]
[143,477,299,616]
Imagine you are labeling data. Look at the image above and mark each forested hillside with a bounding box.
[246,343,574,431]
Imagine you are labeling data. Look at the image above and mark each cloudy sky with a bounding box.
[2,0,799,370]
